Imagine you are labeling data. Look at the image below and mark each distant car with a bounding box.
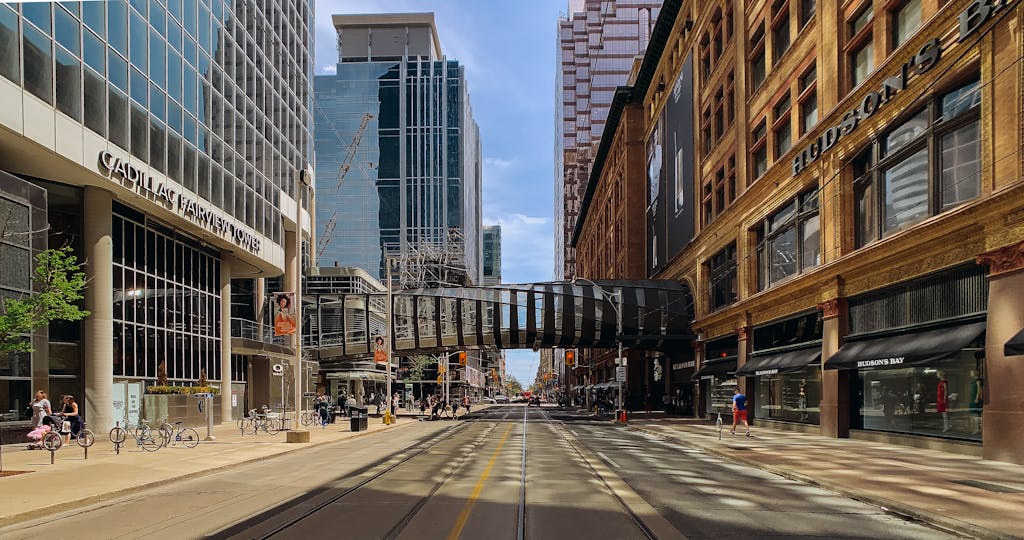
[482,397,496,404]
[529,396,541,406]
[494,395,509,404]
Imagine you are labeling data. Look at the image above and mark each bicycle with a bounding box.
[110,418,163,451]
[158,420,200,448]
[299,409,321,427]
[241,407,281,434]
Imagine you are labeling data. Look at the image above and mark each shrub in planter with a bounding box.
[145,386,220,395]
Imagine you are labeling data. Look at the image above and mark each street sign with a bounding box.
[616,366,626,382]
[616,357,628,367]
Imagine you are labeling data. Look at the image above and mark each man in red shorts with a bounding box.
[731,387,750,436]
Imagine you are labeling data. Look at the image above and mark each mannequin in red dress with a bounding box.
[936,370,950,432]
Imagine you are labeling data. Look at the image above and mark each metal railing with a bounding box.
[230,318,287,345]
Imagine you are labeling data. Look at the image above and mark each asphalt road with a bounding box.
[0,405,955,539]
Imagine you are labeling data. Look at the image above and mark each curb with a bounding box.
[629,425,1018,540]
[0,419,426,529]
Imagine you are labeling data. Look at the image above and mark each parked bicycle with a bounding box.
[157,420,200,448]
[238,406,281,434]
[110,418,164,451]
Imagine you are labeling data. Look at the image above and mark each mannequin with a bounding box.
[968,369,983,435]
[936,370,950,432]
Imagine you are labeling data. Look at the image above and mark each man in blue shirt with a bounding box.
[731,387,750,436]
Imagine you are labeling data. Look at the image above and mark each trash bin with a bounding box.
[350,406,368,432]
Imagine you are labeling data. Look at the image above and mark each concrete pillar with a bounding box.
[977,242,1024,465]
[737,325,752,410]
[83,187,114,432]
[220,256,232,422]
[819,298,849,438]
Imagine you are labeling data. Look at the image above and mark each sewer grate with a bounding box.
[951,479,1024,494]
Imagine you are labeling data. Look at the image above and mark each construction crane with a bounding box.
[316,113,374,262]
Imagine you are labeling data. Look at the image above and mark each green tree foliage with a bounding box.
[408,355,436,381]
[0,246,89,353]
[504,375,524,396]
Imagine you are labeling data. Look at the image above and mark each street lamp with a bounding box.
[572,278,624,420]
[384,256,396,424]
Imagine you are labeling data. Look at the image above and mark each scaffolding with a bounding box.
[385,227,470,289]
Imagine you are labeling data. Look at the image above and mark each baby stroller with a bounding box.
[26,415,65,450]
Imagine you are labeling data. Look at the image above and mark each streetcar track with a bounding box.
[536,408,659,540]
[231,408,515,540]
[516,405,528,540]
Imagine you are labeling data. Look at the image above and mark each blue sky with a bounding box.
[314,0,566,386]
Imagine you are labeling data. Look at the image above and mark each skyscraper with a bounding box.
[0,0,314,433]
[482,225,501,286]
[314,13,482,286]
[554,0,661,279]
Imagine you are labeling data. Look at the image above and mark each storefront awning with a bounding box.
[692,357,737,379]
[1005,328,1024,357]
[824,321,986,370]
[325,370,389,382]
[736,348,821,377]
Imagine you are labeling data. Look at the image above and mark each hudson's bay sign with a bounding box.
[99,151,262,254]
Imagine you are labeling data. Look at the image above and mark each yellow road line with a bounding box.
[446,423,515,540]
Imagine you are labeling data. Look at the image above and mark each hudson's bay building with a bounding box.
[0,0,313,438]
[314,13,482,286]
[574,0,1024,464]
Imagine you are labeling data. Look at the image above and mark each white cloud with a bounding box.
[321,64,337,74]
[483,213,553,284]
[484,157,516,169]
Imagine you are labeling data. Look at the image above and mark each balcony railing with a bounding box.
[230,318,287,345]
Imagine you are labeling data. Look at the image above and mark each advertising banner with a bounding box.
[273,292,297,336]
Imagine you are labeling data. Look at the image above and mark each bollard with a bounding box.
[50,448,55,465]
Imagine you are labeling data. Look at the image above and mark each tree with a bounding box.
[0,246,89,353]
[504,375,524,396]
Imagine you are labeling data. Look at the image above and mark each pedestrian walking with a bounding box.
[420,397,427,416]
[375,394,382,415]
[391,392,398,417]
[462,396,470,414]
[60,395,81,444]
[30,390,51,428]
[451,398,459,418]
[731,387,750,436]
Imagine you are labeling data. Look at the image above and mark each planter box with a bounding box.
[143,394,222,428]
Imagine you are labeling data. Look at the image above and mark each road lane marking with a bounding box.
[446,422,515,540]
[597,452,620,468]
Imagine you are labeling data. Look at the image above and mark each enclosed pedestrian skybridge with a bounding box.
[304,280,694,362]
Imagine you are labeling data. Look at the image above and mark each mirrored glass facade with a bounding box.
[0,0,314,246]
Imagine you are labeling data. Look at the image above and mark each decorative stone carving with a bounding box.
[977,240,1024,277]
[735,326,750,340]
[818,298,845,320]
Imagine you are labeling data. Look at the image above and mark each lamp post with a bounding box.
[573,278,624,420]
[384,257,395,424]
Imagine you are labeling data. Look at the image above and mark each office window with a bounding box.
[800,0,816,27]
[847,4,874,89]
[892,0,922,50]
[751,120,768,180]
[773,95,792,158]
[757,190,820,289]
[702,154,736,227]
[708,243,738,310]
[772,2,791,63]
[750,27,766,90]
[23,24,53,104]
[55,47,82,121]
[799,63,817,135]
[853,78,981,247]
[0,5,20,84]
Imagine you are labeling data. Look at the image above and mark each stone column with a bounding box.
[976,242,1024,465]
[818,298,849,438]
[736,325,752,401]
[220,256,232,423]
[83,187,114,432]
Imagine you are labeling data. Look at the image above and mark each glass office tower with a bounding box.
[0,0,313,435]
[314,13,482,285]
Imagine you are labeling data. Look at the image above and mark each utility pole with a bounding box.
[385,257,394,424]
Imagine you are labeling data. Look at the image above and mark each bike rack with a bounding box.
[113,421,122,455]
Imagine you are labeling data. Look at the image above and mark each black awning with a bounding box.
[692,357,737,379]
[1006,328,1024,357]
[736,348,821,377]
[825,321,986,370]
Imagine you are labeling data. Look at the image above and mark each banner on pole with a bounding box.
[272,292,297,336]
[373,335,387,364]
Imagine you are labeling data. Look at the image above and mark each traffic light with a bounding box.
[437,375,443,384]
[458,351,467,366]
[566,351,575,366]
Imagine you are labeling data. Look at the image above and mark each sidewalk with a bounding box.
[627,417,1024,540]
[0,407,475,527]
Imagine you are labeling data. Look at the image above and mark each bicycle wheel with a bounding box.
[76,429,96,448]
[133,424,152,441]
[265,418,281,435]
[178,427,200,448]
[139,433,162,452]
[109,426,127,445]
[42,432,63,451]
[236,417,250,432]
[300,412,314,427]
[158,423,174,445]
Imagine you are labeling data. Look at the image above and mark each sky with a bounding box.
[314,0,568,387]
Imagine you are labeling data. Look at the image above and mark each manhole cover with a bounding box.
[951,479,1024,494]
[1,470,32,478]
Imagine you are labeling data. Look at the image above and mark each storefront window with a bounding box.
[854,350,983,441]
[756,367,821,424]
